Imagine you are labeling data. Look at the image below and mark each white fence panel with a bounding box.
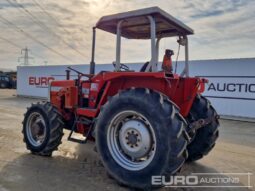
[17,58,255,119]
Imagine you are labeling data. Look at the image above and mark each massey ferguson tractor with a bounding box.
[22,7,219,189]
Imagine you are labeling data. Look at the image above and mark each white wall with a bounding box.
[17,63,143,98]
[183,58,255,119]
[17,58,255,119]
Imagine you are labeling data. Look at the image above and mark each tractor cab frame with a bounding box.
[48,6,207,120]
[90,6,193,76]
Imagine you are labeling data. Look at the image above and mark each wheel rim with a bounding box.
[107,111,156,171]
[26,112,47,147]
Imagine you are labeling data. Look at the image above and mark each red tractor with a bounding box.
[22,7,219,189]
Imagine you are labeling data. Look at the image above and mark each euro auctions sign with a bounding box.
[197,75,255,118]
[17,65,86,98]
[17,64,113,98]
[151,173,252,188]
[203,76,255,101]
[29,76,55,88]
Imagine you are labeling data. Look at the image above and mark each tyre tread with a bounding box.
[187,95,219,162]
[22,102,64,156]
[96,88,189,189]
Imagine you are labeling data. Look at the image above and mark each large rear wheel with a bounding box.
[95,88,189,189]
[22,102,64,156]
[187,95,219,162]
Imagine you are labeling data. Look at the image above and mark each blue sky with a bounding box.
[0,0,254,70]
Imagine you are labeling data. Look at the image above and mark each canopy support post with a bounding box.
[181,36,189,77]
[146,16,157,72]
[156,38,161,66]
[115,20,123,71]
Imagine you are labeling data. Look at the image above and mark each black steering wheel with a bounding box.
[140,62,152,72]
[112,62,130,71]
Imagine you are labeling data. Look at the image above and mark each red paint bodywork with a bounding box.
[50,71,206,135]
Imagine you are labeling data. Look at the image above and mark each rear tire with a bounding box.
[22,102,64,156]
[95,88,188,189]
[187,95,219,162]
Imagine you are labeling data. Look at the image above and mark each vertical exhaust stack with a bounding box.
[90,27,96,75]
[66,70,70,80]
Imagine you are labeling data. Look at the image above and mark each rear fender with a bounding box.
[198,78,208,94]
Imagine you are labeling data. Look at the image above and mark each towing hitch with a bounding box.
[188,115,220,132]
[184,115,219,143]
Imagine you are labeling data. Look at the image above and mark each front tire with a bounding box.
[187,95,219,162]
[95,88,188,189]
[22,102,64,156]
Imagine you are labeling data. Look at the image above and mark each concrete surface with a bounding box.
[0,89,254,191]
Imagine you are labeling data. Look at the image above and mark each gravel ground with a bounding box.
[0,89,254,191]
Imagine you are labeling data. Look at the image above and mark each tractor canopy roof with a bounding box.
[96,7,194,39]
